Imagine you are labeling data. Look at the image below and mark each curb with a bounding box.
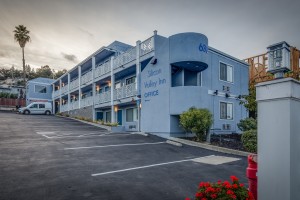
[168,137,249,157]
[166,140,183,147]
[132,132,149,137]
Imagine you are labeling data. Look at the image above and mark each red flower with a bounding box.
[230,175,239,182]
[195,192,203,198]
[201,198,207,200]
[239,183,244,187]
[231,194,237,199]
[232,184,238,189]
[210,194,217,199]
[227,190,235,195]
[185,198,191,200]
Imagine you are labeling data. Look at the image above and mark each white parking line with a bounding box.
[64,141,166,150]
[42,133,133,139]
[91,155,215,176]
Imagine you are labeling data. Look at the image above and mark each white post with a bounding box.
[78,66,81,109]
[59,79,62,112]
[256,78,300,200]
[52,83,55,114]
[92,56,96,121]
[110,56,115,123]
[67,73,70,112]
[136,40,141,131]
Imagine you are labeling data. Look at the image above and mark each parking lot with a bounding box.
[0,112,248,200]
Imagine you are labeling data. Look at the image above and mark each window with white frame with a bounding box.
[34,85,47,93]
[220,62,233,83]
[220,102,233,120]
[125,76,136,85]
[126,108,138,122]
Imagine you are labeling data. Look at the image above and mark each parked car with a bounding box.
[19,102,52,115]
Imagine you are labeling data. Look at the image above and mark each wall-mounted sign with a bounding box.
[199,43,208,53]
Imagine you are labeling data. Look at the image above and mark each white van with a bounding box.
[19,102,52,115]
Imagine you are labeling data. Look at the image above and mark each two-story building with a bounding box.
[26,77,55,105]
[52,31,249,137]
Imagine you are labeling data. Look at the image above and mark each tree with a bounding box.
[54,69,67,79]
[14,25,31,86]
[179,107,213,141]
[240,84,257,119]
[36,65,52,78]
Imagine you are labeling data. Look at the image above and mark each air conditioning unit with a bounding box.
[223,86,230,92]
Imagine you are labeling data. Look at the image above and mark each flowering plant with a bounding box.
[186,176,254,200]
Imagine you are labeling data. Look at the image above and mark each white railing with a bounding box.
[81,96,93,107]
[70,78,79,90]
[81,71,93,85]
[53,89,60,97]
[60,104,68,112]
[114,83,137,100]
[95,61,111,79]
[114,47,136,69]
[140,36,154,56]
[94,91,111,105]
[69,101,79,110]
[61,85,68,95]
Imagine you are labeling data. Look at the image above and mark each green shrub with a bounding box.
[65,114,70,117]
[180,107,213,141]
[238,118,257,131]
[241,129,257,153]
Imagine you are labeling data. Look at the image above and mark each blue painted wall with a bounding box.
[140,32,248,135]
[26,78,54,105]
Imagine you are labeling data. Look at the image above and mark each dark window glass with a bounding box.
[35,85,47,93]
[39,104,45,108]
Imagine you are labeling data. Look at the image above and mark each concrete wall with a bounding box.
[67,105,93,120]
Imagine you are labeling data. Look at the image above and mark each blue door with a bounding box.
[96,112,103,121]
[117,110,122,125]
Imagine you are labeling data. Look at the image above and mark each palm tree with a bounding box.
[14,25,30,85]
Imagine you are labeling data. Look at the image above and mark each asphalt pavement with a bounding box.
[0,111,248,200]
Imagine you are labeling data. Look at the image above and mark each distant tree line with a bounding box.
[0,65,67,85]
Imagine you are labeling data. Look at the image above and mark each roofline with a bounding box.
[208,46,249,66]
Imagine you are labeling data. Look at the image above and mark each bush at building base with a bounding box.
[179,107,213,141]
[241,130,257,153]
[185,176,254,200]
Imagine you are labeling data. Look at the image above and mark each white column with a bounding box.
[78,66,81,109]
[67,73,70,112]
[110,56,115,123]
[59,79,62,112]
[136,40,141,131]
[52,83,55,114]
[256,78,300,200]
[92,56,96,121]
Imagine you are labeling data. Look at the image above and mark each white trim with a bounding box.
[219,61,234,84]
[219,101,234,121]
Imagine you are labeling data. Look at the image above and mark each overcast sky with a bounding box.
[0,0,299,71]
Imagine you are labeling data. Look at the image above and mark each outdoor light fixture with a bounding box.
[267,41,291,79]
[114,105,118,112]
[107,81,111,87]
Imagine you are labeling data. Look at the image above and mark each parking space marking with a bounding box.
[64,141,166,150]
[91,155,215,177]
[192,155,241,165]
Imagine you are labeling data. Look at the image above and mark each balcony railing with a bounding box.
[94,91,111,105]
[140,36,154,56]
[70,79,79,91]
[81,71,93,85]
[69,101,79,110]
[81,96,93,107]
[61,85,68,95]
[114,83,137,100]
[60,104,68,112]
[53,89,60,98]
[114,47,136,69]
[95,61,111,79]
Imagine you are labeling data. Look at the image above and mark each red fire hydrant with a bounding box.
[246,154,257,200]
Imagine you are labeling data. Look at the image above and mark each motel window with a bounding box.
[220,102,233,120]
[115,82,121,89]
[126,76,136,85]
[126,108,138,122]
[105,111,111,123]
[220,63,233,83]
[35,85,47,93]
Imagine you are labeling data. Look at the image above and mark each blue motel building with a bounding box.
[49,31,249,137]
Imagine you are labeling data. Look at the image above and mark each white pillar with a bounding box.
[59,79,62,112]
[110,56,115,123]
[67,73,70,112]
[136,40,141,131]
[52,83,55,114]
[256,78,300,200]
[78,66,81,109]
[92,56,96,121]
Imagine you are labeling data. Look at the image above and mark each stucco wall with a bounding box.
[66,105,93,120]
